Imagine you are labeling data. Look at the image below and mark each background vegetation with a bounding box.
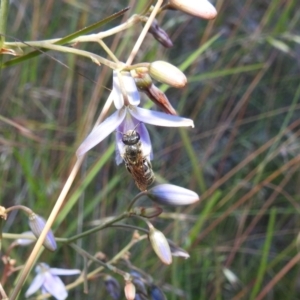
[1,0,300,299]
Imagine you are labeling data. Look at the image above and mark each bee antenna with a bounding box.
[132,122,142,132]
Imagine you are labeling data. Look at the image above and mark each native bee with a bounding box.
[121,130,155,191]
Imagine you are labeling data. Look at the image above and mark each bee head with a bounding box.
[122,130,140,145]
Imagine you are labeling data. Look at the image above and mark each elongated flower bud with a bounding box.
[104,276,121,300]
[131,271,148,296]
[147,184,199,206]
[131,68,153,90]
[124,281,136,300]
[169,0,217,20]
[149,226,172,265]
[168,241,190,259]
[132,68,177,115]
[16,231,36,246]
[143,84,177,115]
[150,285,167,300]
[149,61,187,88]
[148,18,173,48]
[28,213,57,251]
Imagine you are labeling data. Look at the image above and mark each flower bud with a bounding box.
[147,184,199,206]
[142,84,177,115]
[131,207,163,218]
[124,281,136,300]
[149,226,172,265]
[131,68,153,90]
[150,285,167,300]
[130,271,147,296]
[16,231,36,246]
[28,213,57,251]
[104,276,121,300]
[148,18,173,48]
[169,0,217,20]
[168,241,190,259]
[149,61,187,88]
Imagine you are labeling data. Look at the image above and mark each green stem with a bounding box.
[0,0,9,47]
[127,191,148,211]
[64,212,129,243]
[70,243,130,278]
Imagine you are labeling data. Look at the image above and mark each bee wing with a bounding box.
[126,160,149,191]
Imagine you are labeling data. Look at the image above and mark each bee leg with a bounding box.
[125,164,132,174]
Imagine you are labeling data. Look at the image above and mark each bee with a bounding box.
[121,129,155,191]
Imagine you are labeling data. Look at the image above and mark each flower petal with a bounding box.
[112,71,140,109]
[76,109,126,157]
[43,272,68,300]
[130,106,194,128]
[121,72,140,106]
[25,273,45,297]
[50,268,81,276]
[112,72,124,109]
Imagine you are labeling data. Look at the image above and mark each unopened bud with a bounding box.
[168,241,190,259]
[28,213,57,251]
[124,281,136,300]
[149,226,172,265]
[131,207,163,218]
[104,276,121,300]
[149,61,187,88]
[148,19,173,48]
[130,271,148,296]
[143,84,177,115]
[16,231,36,246]
[147,184,199,206]
[150,285,167,300]
[169,0,217,20]
[131,68,153,90]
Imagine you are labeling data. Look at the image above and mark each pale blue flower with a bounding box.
[25,263,80,300]
[76,71,194,158]
[147,184,200,206]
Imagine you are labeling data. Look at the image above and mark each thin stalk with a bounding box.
[63,212,128,243]
[0,0,9,47]
[126,0,163,65]
[11,43,120,69]
[70,243,130,278]
[127,191,148,211]
[5,14,140,47]
[250,208,276,299]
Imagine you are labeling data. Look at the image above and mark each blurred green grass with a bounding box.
[1,0,300,299]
